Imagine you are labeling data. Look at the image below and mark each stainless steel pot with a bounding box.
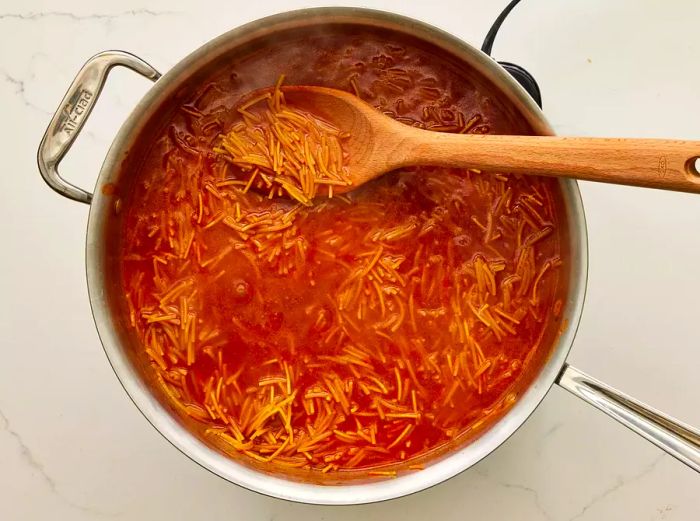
[37,7,700,505]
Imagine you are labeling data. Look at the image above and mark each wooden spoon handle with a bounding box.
[406,133,700,193]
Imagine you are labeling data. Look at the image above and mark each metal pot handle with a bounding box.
[557,364,700,472]
[37,50,161,204]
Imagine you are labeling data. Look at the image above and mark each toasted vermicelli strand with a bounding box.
[214,77,352,206]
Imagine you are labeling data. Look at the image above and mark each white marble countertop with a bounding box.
[1,0,699,519]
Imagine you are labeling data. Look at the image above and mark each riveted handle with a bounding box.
[37,50,161,204]
[557,364,700,473]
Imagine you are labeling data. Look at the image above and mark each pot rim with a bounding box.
[86,6,588,505]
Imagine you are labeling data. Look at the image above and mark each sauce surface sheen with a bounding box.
[120,30,564,477]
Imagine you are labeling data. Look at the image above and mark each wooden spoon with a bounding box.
[281,86,700,194]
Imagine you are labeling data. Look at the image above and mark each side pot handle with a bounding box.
[557,364,700,472]
[37,51,161,204]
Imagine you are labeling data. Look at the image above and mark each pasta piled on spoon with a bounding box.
[214,76,353,206]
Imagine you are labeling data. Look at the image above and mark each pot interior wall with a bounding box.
[93,14,575,484]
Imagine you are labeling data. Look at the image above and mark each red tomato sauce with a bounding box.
[119,29,563,477]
